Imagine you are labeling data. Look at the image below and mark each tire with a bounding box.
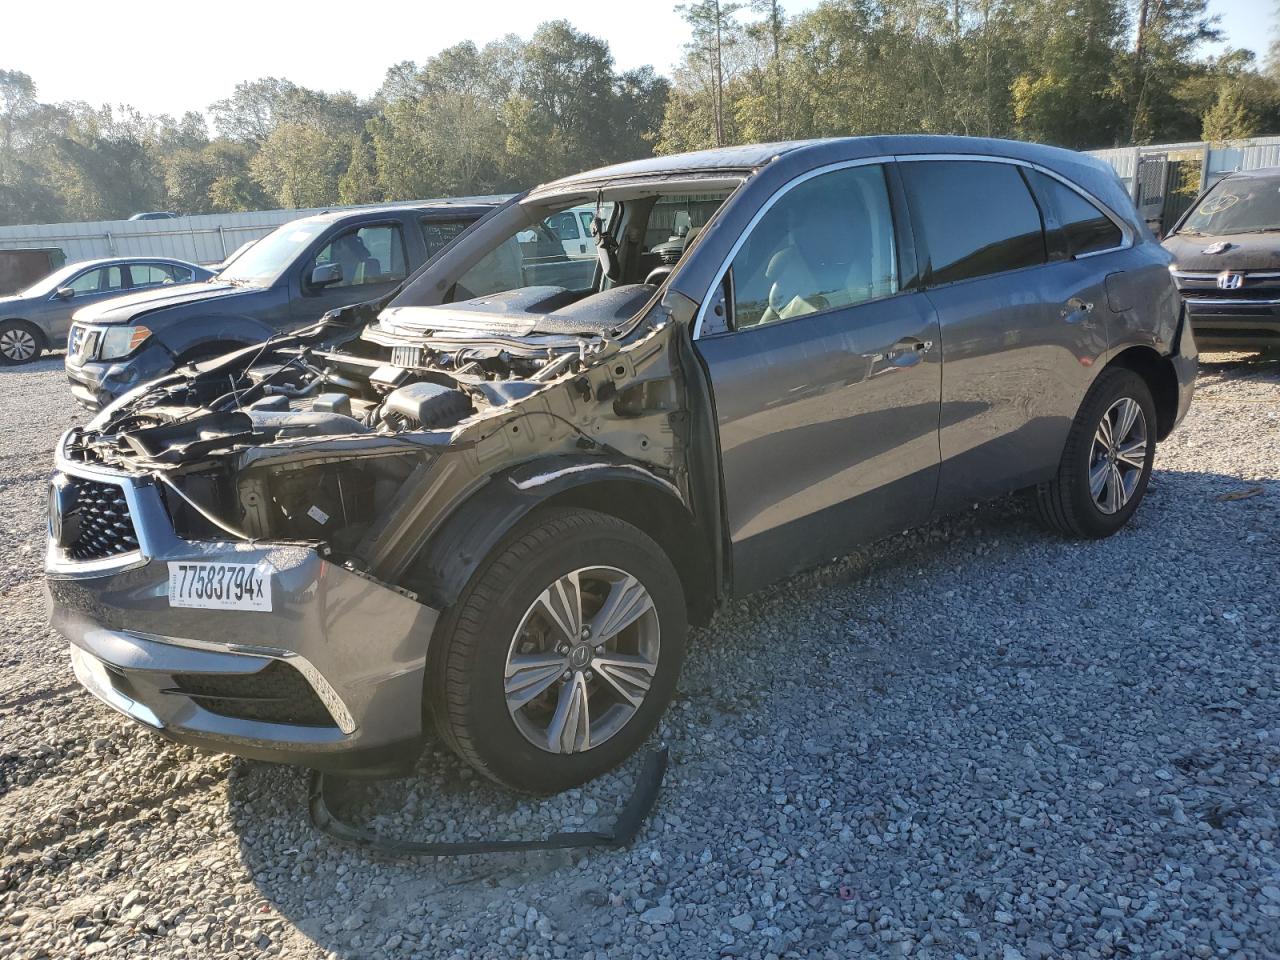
[1035,367,1156,539]
[427,507,687,794]
[0,320,44,365]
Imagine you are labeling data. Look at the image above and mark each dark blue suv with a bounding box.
[65,202,497,408]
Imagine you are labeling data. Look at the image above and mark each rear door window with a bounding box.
[1023,170,1124,257]
[901,161,1046,285]
[420,218,474,258]
[545,211,581,241]
[129,263,191,288]
[730,164,899,329]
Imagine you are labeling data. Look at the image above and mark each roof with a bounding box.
[299,200,502,225]
[532,135,1119,195]
[63,255,202,269]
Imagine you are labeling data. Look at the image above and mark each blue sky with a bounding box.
[2,0,1272,119]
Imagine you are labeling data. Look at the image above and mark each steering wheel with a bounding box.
[644,266,674,286]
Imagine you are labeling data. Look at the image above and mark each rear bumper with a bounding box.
[1170,305,1198,432]
[45,442,439,776]
[65,342,175,409]
[1183,297,1280,350]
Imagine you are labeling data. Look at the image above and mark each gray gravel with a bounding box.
[2,352,1280,960]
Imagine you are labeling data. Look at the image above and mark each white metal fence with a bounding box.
[1087,135,1280,198]
[0,197,506,267]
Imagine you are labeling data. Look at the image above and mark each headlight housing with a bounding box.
[99,325,152,359]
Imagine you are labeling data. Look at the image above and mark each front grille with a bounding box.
[63,478,139,560]
[1175,271,1280,301]
[67,325,102,362]
[170,661,335,727]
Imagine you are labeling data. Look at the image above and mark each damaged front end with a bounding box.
[46,286,704,773]
[60,291,694,576]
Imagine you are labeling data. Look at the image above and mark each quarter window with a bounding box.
[901,161,1046,285]
[730,164,898,329]
[1024,170,1123,257]
[311,224,407,288]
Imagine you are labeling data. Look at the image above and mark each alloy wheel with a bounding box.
[1089,396,1148,515]
[503,565,661,754]
[0,328,37,362]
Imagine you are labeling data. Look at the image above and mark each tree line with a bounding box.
[1,3,1278,228]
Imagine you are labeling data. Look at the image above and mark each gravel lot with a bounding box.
[2,353,1279,960]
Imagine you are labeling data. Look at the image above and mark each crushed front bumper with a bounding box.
[65,341,175,410]
[44,439,440,776]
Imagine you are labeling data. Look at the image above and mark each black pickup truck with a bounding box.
[65,202,498,408]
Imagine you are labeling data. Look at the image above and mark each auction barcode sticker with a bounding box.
[167,561,273,612]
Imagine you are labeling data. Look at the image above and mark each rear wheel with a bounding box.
[428,508,686,794]
[1035,368,1156,538]
[0,321,43,365]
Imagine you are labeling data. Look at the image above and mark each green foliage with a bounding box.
[659,0,1280,153]
[2,6,1279,227]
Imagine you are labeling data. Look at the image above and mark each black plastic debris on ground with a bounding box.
[308,747,669,858]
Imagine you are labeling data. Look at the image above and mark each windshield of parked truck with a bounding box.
[1178,175,1280,236]
[217,219,330,284]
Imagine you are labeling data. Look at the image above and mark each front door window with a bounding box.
[729,165,898,329]
[66,266,127,297]
[310,225,407,289]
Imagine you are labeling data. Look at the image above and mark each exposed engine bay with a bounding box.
[57,181,736,598]
[60,282,687,590]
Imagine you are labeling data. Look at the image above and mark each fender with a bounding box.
[152,314,277,358]
[402,455,693,611]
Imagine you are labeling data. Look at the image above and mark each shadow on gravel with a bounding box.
[223,448,1279,958]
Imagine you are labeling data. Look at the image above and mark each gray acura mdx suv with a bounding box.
[46,136,1196,793]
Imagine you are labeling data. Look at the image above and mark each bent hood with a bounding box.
[71,281,260,326]
[1162,232,1280,272]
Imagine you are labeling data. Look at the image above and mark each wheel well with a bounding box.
[175,340,248,363]
[1105,346,1179,440]
[538,479,719,626]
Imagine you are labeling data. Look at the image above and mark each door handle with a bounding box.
[862,338,933,367]
[1061,298,1094,323]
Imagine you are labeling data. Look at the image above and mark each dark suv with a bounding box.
[47,137,1196,793]
[1163,166,1280,352]
[64,202,497,408]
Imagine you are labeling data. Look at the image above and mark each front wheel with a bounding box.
[427,508,687,793]
[1035,367,1156,538]
[0,321,43,365]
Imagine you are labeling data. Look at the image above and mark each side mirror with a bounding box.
[309,263,343,287]
[55,287,74,300]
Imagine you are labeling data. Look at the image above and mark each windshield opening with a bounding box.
[449,202,613,302]
[218,220,329,285]
[389,184,736,317]
[19,262,84,297]
[1178,176,1280,236]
